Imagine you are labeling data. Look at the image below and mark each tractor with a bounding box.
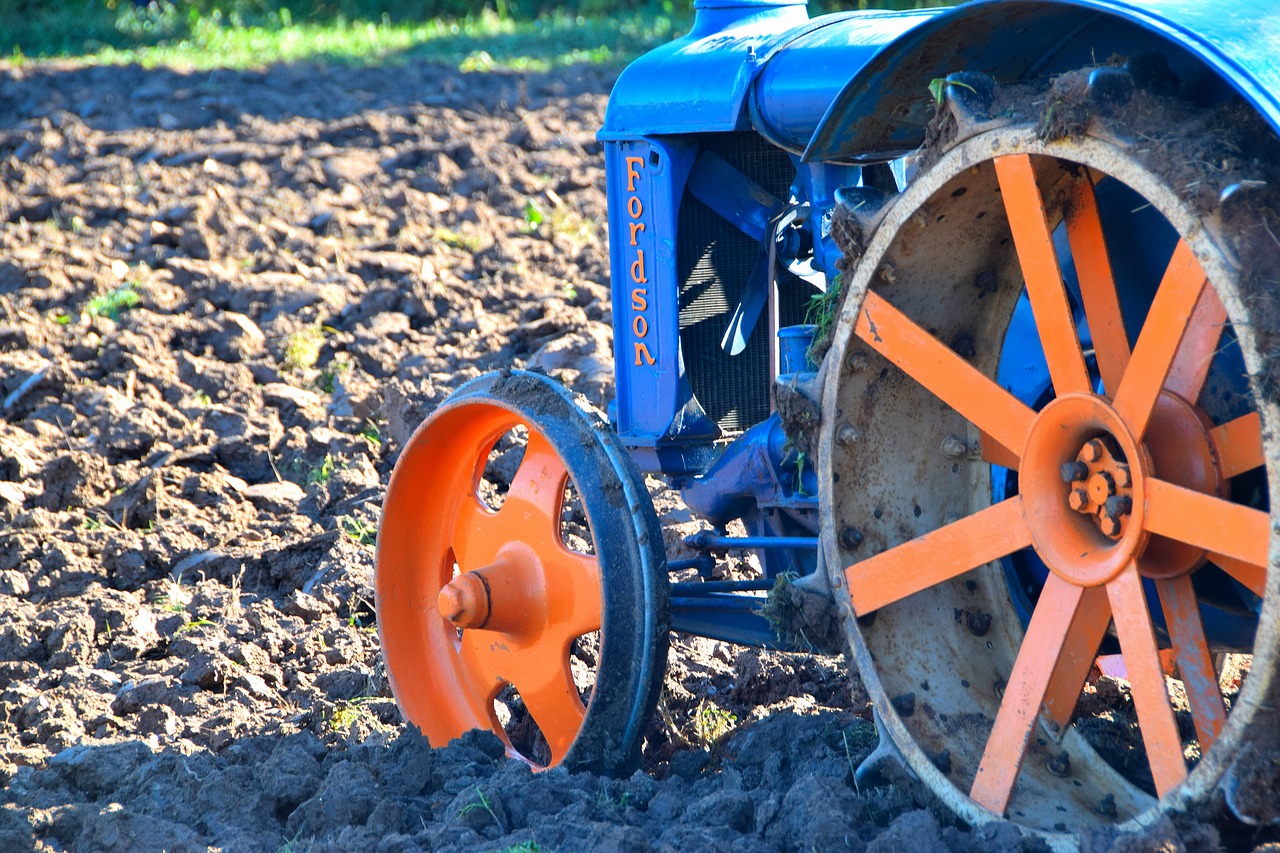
[375,0,1280,843]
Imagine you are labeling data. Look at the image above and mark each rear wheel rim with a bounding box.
[819,125,1275,835]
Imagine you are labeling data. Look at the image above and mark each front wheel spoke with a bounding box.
[1164,286,1227,402]
[1112,241,1209,439]
[1155,576,1226,749]
[1144,478,1268,568]
[1041,586,1111,732]
[503,430,569,525]
[452,495,497,570]
[855,290,1036,457]
[1210,411,1263,479]
[845,497,1032,616]
[1065,173,1130,395]
[514,660,586,765]
[994,154,1092,395]
[545,551,603,637]
[971,574,1087,815]
[1106,566,1187,797]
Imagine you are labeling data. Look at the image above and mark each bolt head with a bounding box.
[837,424,860,446]
[1068,488,1090,512]
[1060,461,1089,483]
[1081,439,1106,462]
[1099,515,1122,538]
[840,526,864,549]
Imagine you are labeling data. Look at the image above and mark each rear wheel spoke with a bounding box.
[1041,586,1111,731]
[1111,241,1209,439]
[1210,412,1263,479]
[1065,174,1130,396]
[855,290,1035,458]
[1164,286,1227,402]
[845,497,1031,615]
[1156,576,1226,749]
[1144,478,1269,567]
[1106,566,1187,797]
[1209,552,1267,599]
[971,574,1088,815]
[995,154,1091,396]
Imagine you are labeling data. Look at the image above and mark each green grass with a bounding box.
[2,5,685,71]
[0,1,952,71]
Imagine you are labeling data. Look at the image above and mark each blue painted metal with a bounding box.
[684,532,819,551]
[805,0,1280,162]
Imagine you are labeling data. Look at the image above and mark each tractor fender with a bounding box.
[804,0,1280,164]
[599,0,935,140]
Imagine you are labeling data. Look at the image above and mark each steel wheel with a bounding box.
[376,370,669,774]
[819,122,1278,837]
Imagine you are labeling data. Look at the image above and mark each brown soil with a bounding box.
[0,58,1267,852]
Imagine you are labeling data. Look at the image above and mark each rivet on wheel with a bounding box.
[941,435,967,458]
[840,527,864,550]
[837,424,860,446]
[846,350,870,372]
[966,610,992,637]
[891,692,916,717]
[1095,793,1118,819]
[931,749,952,775]
[1046,750,1071,778]
[993,678,1006,699]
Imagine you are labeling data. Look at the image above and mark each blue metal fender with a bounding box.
[804,0,1280,163]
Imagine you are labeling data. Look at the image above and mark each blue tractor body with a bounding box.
[598,0,1280,646]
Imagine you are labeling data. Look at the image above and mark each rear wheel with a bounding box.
[819,120,1278,837]
[377,370,669,774]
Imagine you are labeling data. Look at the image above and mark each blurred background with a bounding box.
[0,0,953,70]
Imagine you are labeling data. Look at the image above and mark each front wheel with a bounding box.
[376,370,669,774]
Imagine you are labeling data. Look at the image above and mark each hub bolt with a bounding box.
[1060,461,1089,483]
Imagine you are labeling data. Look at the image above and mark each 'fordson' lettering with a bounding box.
[624,155,655,366]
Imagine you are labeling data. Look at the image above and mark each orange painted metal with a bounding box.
[378,404,602,768]
[1106,565,1187,797]
[845,497,1031,616]
[994,154,1092,396]
[1111,241,1208,440]
[1144,477,1269,568]
[1208,552,1267,599]
[1065,174,1130,397]
[1156,575,1226,749]
[1040,586,1111,732]
[970,574,1086,815]
[1165,286,1227,402]
[1211,411,1264,479]
[854,289,1035,458]
[979,430,1021,470]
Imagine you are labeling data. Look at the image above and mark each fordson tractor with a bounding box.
[375,0,1280,844]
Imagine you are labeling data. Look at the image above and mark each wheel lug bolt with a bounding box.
[1104,495,1132,517]
[1113,464,1132,488]
[1098,514,1122,538]
[1068,488,1090,512]
[1060,461,1089,483]
[1081,439,1106,462]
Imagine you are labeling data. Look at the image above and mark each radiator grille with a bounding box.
[677,133,812,434]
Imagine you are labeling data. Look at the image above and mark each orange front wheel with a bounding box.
[376,370,669,774]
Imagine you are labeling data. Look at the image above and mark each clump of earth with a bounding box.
[0,58,1259,852]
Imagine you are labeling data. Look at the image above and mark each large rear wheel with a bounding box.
[377,370,669,774]
[820,117,1279,838]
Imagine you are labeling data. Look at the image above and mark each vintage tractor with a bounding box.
[376,0,1280,843]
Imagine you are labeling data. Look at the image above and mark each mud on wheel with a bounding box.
[376,370,669,774]
[819,108,1279,837]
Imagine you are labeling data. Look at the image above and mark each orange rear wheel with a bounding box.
[820,122,1278,838]
[376,370,669,773]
